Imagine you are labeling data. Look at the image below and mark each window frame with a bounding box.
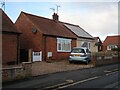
[57,38,72,52]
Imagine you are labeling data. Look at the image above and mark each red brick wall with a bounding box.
[102,44,107,51]
[2,34,18,65]
[15,13,43,51]
[15,13,44,60]
[45,36,76,60]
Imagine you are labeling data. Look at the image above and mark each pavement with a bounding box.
[32,60,94,76]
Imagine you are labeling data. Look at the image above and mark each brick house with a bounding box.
[103,35,120,51]
[0,9,21,65]
[15,12,77,62]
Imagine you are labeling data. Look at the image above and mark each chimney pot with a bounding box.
[52,13,59,21]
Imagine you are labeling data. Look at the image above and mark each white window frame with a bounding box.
[81,41,91,50]
[107,44,117,50]
[57,38,71,52]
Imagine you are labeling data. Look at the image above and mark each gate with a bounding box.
[33,51,42,62]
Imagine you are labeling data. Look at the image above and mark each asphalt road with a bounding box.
[2,63,120,89]
[59,70,119,89]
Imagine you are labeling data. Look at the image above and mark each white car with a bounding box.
[69,47,91,64]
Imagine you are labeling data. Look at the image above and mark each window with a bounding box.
[107,44,118,50]
[57,38,71,52]
[81,42,91,50]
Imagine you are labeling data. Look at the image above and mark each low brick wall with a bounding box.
[92,52,120,66]
[2,62,32,83]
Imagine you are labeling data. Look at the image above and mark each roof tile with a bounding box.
[0,9,21,34]
[103,35,120,45]
[23,12,77,39]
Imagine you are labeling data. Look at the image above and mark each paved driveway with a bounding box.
[32,60,94,76]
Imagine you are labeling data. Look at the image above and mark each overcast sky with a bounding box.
[1,0,119,41]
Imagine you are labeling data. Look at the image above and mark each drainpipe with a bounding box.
[43,35,46,61]
[17,34,20,64]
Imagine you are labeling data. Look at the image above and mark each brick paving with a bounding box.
[32,60,94,76]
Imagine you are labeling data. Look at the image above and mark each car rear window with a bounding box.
[71,48,85,53]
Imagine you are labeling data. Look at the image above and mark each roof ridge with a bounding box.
[21,11,54,22]
[60,21,79,27]
[107,35,120,37]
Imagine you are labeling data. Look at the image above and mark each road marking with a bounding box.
[43,80,74,90]
[58,76,100,89]
[66,80,74,83]
[104,70,112,73]
[106,71,118,76]
[113,68,119,71]
[104,68,119,73]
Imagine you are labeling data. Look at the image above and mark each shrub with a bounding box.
[111,48,120,52]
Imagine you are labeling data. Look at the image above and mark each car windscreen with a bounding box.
[71,48,85,53]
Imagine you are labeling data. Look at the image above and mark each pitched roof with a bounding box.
[22,12,77,39]
[103,35,120,45]
[0,9,21,34]
[62,22,93,39]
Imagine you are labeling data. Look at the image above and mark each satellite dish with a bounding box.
[32,28,37,34]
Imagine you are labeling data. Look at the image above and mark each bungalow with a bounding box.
[0,9,21,65]
[103,35,120,51]
[61,22,97,52]
[15,12,77,62]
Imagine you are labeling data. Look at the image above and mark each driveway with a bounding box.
[32,60,94,76]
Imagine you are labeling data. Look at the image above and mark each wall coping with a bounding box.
[2,66,23,70]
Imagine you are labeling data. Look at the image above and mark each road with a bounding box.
[59,70,119,89]
[2,63,120,89]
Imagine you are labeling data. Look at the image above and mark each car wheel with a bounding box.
[86,61,89,65]
[69,61,72,64]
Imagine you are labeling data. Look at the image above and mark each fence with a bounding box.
[2,62,32,83]
[92,51,120,66]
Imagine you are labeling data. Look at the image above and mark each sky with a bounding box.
[1,0,119,41]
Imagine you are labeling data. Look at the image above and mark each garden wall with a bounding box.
[92,51,120,66]
[2,62,32,83]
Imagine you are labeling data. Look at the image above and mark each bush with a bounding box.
[112,48,120,51]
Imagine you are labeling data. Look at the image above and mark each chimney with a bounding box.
[52,13,59,21]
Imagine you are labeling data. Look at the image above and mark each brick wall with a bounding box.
[102,44,107,51]
[2,62,32,83]
[45,36,76,60]
[15,13,43,51]
[92,52,119,66]
[15,13,44,61]
[2,34,18,65]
